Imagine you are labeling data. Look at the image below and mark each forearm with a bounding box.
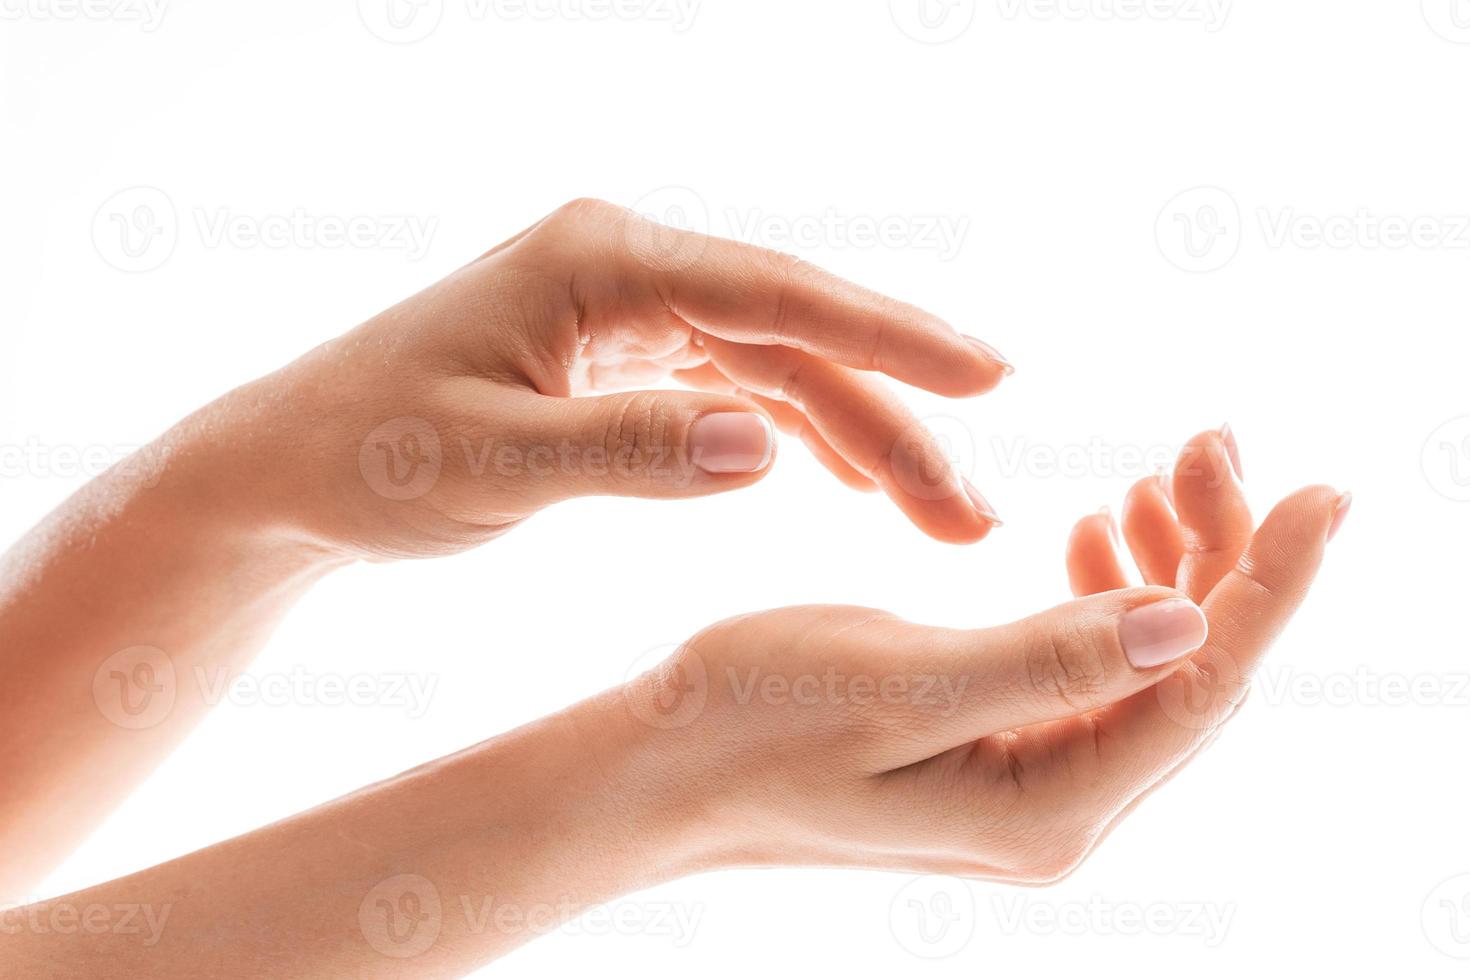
[0,688,708,978]
[0,392,346,899]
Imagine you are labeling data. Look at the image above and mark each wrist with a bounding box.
[138,389,355,579]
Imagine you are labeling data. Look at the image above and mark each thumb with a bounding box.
[512,389,777,504]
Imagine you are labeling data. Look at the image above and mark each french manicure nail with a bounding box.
[690,413,773,473]
[1327,492,1352,542]
[962,478,1004,526]
[1119,598,1209,669]
[964,336,1014,376]
[1099,505,1121,548]
[1219,423,1244,481]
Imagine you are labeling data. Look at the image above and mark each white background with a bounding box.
[4,0,1470,975]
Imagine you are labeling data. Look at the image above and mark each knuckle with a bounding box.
[602,393,676,480]
[553,196,622,223]
[1024,624,1110,709]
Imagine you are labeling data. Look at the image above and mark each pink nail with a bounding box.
[1327,492,1352,542]
[1119,599,1208,669]
[962,478,1004,526]
[963,336,1014,376]
[1219,423,1243,481]
[690,413,773,473]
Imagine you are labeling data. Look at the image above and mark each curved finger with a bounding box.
[1073,485,1348,790]
[1121,473,1186,587]
[595,200,1013,396]
[1172,426,1252,602]
[674,364,877,492]
[703,336,999,543]
[1066,509,1130,597]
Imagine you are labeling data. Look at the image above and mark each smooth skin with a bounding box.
[0,427,1347,977]
[0,198,1006,900]
[0,200,1347,975]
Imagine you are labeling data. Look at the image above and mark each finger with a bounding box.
[1071,486,1349,788]
[674,363,877,492]
[604,201,1013,396]
[1172,426,1252,602]
[490,385,777,505]
[702,336,999,543]
[1066,509,1130,597]
[1120,473,1186,587]
[856,588,1208,767]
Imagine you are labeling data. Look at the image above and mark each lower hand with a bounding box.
[609,428,1347,881]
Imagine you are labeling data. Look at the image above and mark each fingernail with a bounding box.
[962,477,1004,526]
[964,336,1014,376]
[1327,492,1352,542]
[1219,423,1243,481]
[1119,598,1209,669]
[690,413,773,473]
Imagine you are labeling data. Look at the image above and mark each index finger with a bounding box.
[615,203,1013,397]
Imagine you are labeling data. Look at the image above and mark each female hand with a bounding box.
[613,427,1348,881]
[192,197,1010,559]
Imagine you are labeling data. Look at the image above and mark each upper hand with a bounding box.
[214,198,1010,559]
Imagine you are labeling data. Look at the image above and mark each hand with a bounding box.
[183,198,1011,560]
[612,428,1348,881]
